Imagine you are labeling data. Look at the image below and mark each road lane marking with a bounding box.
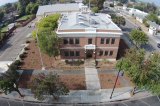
[139,100,151,106]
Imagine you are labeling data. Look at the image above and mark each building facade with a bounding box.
[57,13,122,61]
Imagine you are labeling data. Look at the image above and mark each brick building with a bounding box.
[56,12,122,61]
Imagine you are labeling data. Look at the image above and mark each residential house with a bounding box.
[129,8,148,23]
[148,21,160,36]
[56,12,122,61]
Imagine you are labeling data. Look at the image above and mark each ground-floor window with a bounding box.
[63,51,80,57]
[76,51,80,56]
[64,51,69,56]
[98,50,114,57]
[104,51,108,56]
[109,51,113,56]
[70,51,74,56]
[99,51,103,56]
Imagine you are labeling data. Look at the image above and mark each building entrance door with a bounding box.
[86,50,93,59]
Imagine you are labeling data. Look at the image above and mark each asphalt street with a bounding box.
[111,7,159,53]
[0,21,35,61]
[123,16,159,52]
[0,96,159,106]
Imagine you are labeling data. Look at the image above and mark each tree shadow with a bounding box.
[18,70,34,88]
[141,43,156,52]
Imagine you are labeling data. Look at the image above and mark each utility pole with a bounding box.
[89,0,90,10]
[110,59,123,99]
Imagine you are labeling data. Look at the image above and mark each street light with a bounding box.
[110,59,123,99]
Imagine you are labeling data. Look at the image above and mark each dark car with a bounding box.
[157,43,160,48]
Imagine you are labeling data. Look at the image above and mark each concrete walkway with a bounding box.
[85,67,101,90]
[0,87,132,103]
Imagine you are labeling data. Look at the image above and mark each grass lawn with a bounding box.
[17,15,33,21]
[1,26,8,33]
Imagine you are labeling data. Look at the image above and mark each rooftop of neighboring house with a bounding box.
[148,21,159,29]
[57,12,122,33]
[36,3,82,16]
[129,8,148,19]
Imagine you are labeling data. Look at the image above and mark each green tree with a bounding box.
[0,61,23,97]
[112,16,126,26]
[34,14,61,58]
[92,7,99,13]
[37,14,60,30]
[130,29,148,48]
[0,11,4,22]
[83,0,105,10]
[38,31,61,58]
[26,3,39,14]
[116,48,160,95]
[18,0,30,15]
[31,73,69,100]
[146,13,160,24]
[143,19,149,27]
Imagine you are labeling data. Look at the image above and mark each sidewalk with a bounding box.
[0,87,132,103]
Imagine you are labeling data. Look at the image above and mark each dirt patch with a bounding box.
[59,75,86,90]
[19,74,86,90]
[96,61,116,70]
[99,74,122,89]
[19,40,84,70]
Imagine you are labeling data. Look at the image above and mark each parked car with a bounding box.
[157,43,160,48]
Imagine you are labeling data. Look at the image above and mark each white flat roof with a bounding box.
[36,3,80,16]
[58,12,121,31]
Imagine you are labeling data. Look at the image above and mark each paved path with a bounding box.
[0,95,159,106]
[0,87,132,104]
[85,67,101,90]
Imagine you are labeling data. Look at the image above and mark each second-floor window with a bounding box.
[106,38,110,44]
[63,39,68,44]
[111,38,115,44]
[69,38,74,44]
[88,38,92,44]
[101,38,104,44]
[75,38,79,44]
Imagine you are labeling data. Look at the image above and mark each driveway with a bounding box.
[0,20,35,61]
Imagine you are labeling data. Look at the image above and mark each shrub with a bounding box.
[65,60,69,64]
[19,53,25,58]
[24,47,30,51]
[14,60,21,66]
[102,59,111,64]
[26,40,30,43]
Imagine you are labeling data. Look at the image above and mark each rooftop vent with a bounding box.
[79,21,89,27]
[90,19,99,25]
[78,17,87,21]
